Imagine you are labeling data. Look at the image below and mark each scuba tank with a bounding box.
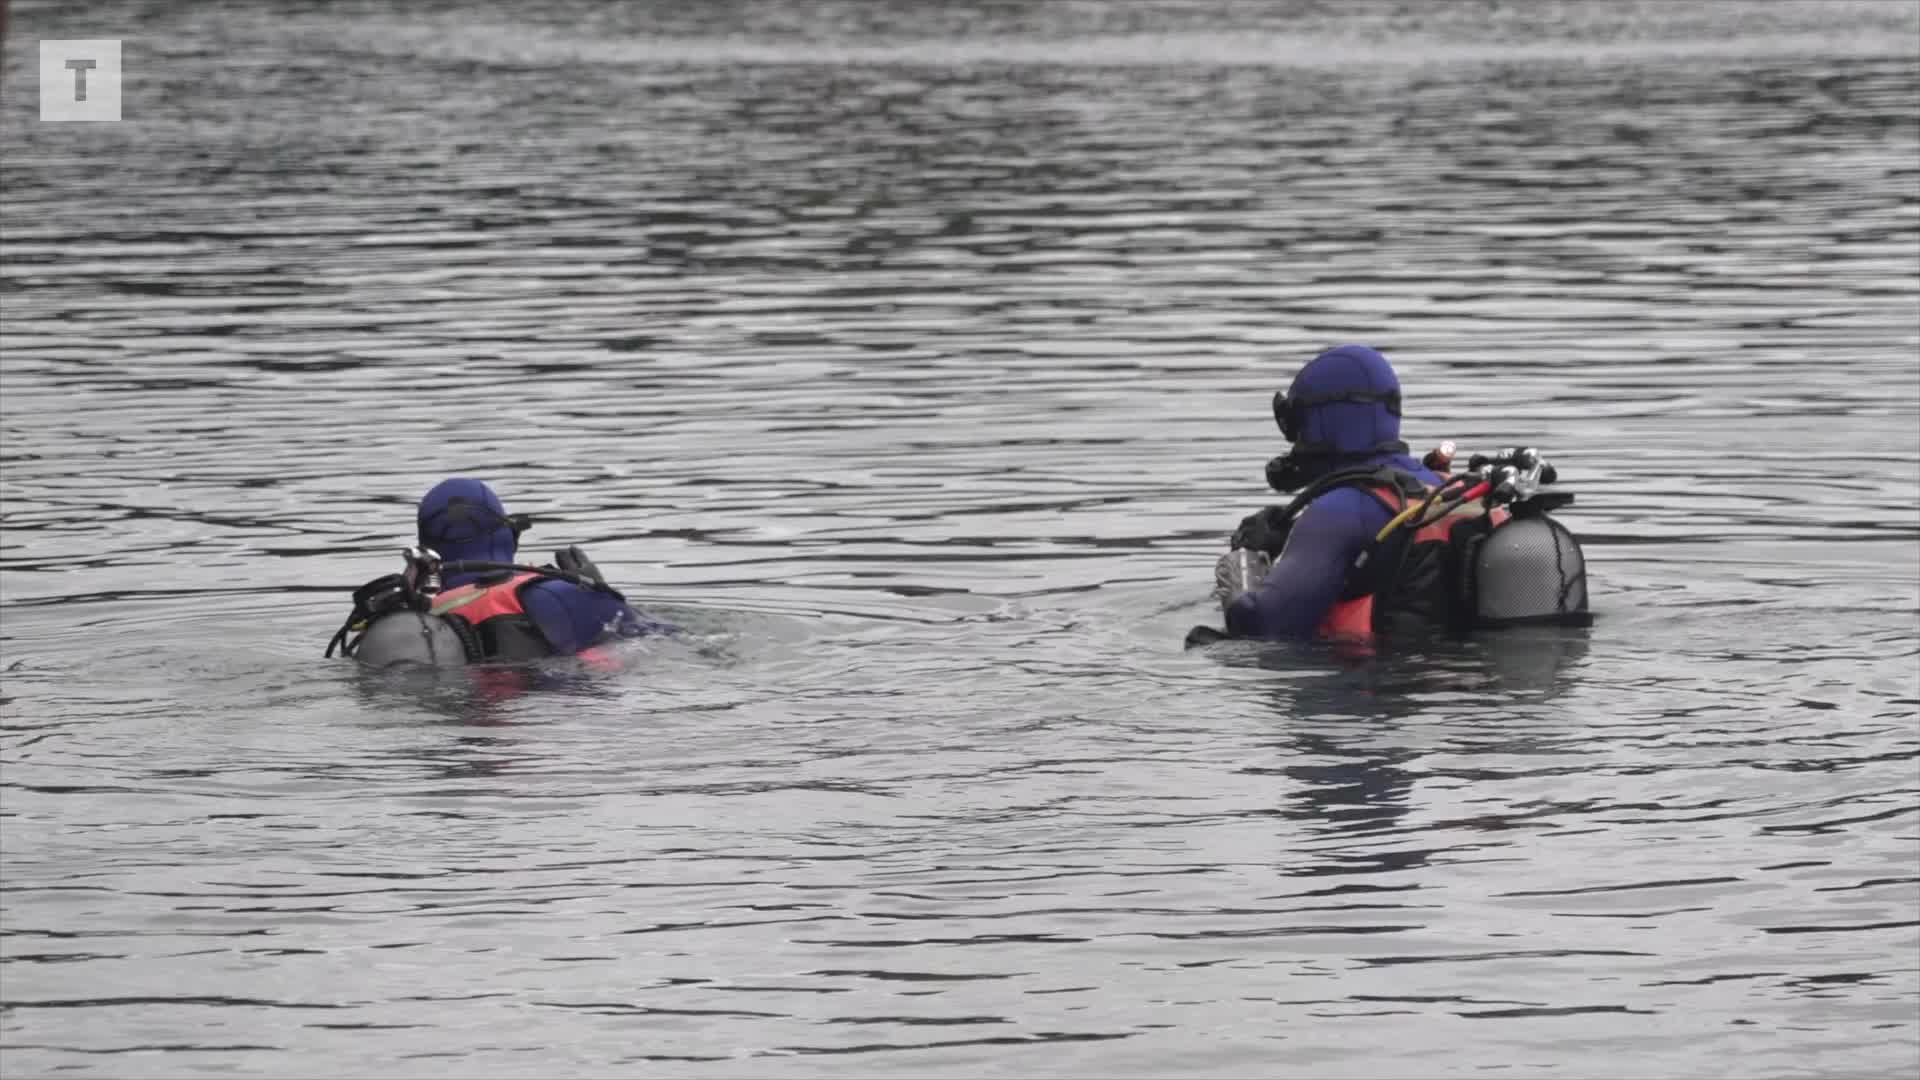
[326,547,478,668]
[351,609,473,669]
[1450,448,1589,628]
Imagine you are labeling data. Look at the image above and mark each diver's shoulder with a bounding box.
[1299,484,1396,529]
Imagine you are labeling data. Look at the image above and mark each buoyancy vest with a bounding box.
[1316,478,1511,640]
[429,572,554,660]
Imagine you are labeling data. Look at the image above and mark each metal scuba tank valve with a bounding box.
[1465,447,1558,489]
[402,546,443,600]
[1489,465,1521,503]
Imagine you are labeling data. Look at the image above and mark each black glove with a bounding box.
[1230,506,1293,558]
[553,545,611,591]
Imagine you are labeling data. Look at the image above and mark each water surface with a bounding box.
[2,1,1917,1076]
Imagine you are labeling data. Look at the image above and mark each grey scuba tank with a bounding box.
[351,611,472,668]
[1466,513,1590,627]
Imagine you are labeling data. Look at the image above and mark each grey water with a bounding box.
[2,1,1917,1076]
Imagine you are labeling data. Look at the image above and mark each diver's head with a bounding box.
[417,478,519,565]
[1273,345,1403,454]
[351,610,473,669]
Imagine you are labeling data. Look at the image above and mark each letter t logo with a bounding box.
[40,40,122,121]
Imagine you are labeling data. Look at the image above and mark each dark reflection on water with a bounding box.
[3,0,1918,1076]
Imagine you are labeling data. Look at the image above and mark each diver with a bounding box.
[1195,344,1589,646]
[328,477,674,667]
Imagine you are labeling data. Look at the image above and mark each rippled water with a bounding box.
[3,1,1918,1076]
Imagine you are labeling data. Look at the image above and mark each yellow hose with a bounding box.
[1374,501,1429,543]
[1374,479,1476,543]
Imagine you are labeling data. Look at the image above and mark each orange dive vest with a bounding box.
[431,571,538,623]
[430,572,552,659]
[1316,484,1510,640]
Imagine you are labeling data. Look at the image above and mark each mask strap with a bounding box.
[1275,389,1404,440]
[422,498,533,543]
